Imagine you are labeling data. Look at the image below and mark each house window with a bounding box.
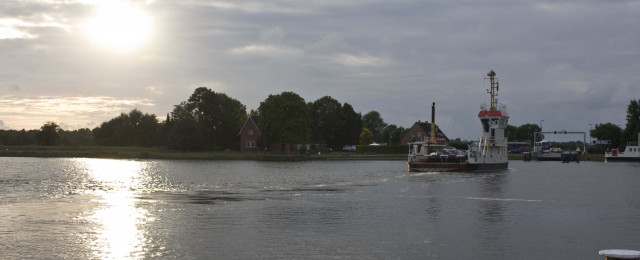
[411,132,415,137]
[248,129,254,135]
[246,141,256,148]
[417,131,422,137]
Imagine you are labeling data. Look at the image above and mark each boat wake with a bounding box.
[463,196,542,202]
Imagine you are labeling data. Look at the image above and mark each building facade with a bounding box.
[238,117,262,151]
[400,121,449,145]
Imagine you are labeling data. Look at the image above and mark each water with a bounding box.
[1,157,638,259]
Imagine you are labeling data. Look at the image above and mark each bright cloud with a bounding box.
[332,53,387,67]
[1,0,639,140]
[229,44,302,57]
[0,96,154,130]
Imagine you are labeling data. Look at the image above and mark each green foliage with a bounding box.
[505,125,518,141]
[258,92,310,146]
[167,88,246,150]
[93,109,160,147]
[505,123,543,145]
[590,123,622,147]
[381,124,407,145]
[37,122,61,146]
[622,99,640,145]
[338,103,362,146]
[362,111,387,142]
[61,128,94,146]
[0,129,38,145]
[307,97,363,149]
[587,144,608,154]
[550,141,585,151]
[359,128,374,145]
[186,87,247,149]
[167,103,203,150]
[249,109,259,117]
[1,128,93,146]
[309,96,343,149]
[355,145,406,154]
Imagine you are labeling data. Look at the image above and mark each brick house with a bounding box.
[400,121,449,145]
[237,116,300,152]
[238,116,262,151]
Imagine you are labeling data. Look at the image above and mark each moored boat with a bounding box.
[408,70,509,172]
[605,137,640,162]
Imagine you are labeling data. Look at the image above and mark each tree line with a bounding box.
[504,99,640,152]
[4,94,637,152]
[0,88,408,150]
[589,99,640,150]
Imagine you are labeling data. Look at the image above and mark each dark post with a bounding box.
[431,102,435,142]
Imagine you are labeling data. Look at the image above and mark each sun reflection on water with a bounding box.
[74,158,153,259]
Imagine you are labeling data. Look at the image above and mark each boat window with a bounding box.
[481,119,489,132]
[499,118,507,127]
[491,128,495,137]
[491,118,499,126]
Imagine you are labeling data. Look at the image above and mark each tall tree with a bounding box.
[622,99,640,145]
[93,109,159,147]
[505,125,518,141]
[338,103,362,146]
[167,102,204,150]
[168,87,246,150]
[591,123,623,147]
[516,123,543,145]
[37,122,61,146]
[258,92,310,147]
[309,96,343,149]
[382,124,406,145]
[362,111,387,142]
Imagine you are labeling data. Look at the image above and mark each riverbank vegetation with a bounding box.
[0,145,607,161]
[0,145,407,161]
[1,87,637,157]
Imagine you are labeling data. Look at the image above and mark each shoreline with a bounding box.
[0,146,605,162]
[0,146,407,161]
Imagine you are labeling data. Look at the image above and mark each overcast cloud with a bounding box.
[1,0,639,141]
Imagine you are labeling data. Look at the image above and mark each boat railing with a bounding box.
[480,103,508,113]
[424,138,447,146]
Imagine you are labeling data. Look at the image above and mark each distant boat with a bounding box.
[408,70,509,172]
[605,141,640,162]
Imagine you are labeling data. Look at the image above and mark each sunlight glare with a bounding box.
[86,1,152,50]
[76,158,151,259]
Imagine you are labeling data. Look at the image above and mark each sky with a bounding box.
[1,0,639,141]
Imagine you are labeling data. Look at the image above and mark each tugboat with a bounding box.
[408,70,509,172]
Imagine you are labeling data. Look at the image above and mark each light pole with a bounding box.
[539,120,544,132]
[588,123,593,146]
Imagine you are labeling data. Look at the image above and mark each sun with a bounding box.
[86,1,152,50]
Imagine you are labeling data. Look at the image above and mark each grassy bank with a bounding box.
[0,145,605,162]
[0,145,407,161]
[507,153,605,162]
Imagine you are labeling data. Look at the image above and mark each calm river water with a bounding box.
[1,157,638,259]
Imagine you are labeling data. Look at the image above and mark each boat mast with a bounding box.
[431,102,435,142]
[486,70,499,110]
